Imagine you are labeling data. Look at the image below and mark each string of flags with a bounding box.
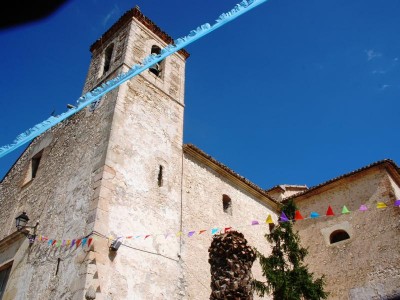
[35,235,93,249]
[0,0,268,158]
[32,200,400,247]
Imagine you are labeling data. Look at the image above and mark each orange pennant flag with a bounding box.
[199,230,207,234]
[326,205,335,216]
[294,210,304,221]
[76,239,82,248]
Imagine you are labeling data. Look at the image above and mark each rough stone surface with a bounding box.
[293,167,400,300]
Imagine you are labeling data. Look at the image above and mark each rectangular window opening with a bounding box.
[0,262,12,300]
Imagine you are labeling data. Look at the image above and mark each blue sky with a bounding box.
[0,0,399,189]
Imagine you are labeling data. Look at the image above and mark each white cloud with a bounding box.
[380,84,391,90]
[103,5,120,27]
[372,70,387,75]
[365,49,382,61]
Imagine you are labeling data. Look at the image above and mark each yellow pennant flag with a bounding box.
[376,202,387,209]
[266,214,274,224]
[176,231,183,237]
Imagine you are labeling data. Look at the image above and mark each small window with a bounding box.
[158,165,163,187]
[31,151,42,179]
[330,230,350,244]
[22,150,44,186]
[103,44,114,74]
[149,45,164,77]
[0,263,12,299]
[222,194,232,215]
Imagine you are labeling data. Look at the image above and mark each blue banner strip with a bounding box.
[0,0,268,158]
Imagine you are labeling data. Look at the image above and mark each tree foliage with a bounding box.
[253,200,328,300]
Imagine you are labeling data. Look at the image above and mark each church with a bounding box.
[0,7,399,300]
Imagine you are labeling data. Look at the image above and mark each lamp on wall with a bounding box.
[15,212,39,245]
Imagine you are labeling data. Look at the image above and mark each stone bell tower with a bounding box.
[81,7,190,299]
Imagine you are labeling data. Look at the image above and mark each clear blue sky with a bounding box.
[0,0,399,189]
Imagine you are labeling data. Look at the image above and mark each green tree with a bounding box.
[253,200,328,300]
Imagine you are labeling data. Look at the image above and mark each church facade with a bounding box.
[0,7,399,300]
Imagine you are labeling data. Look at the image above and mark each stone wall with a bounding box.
[294,167,400,299]
[86,18,187,296]
[181,153,277,300]
[0,86,118,299]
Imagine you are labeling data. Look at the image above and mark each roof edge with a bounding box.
[284,159,400,202]
[183,144,280,211]
[90,7,190,59]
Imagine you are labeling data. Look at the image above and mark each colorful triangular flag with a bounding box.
[280,212,289,222]
[395,200,400,207]
[199,230,207,234]
[76,239,82,248]
[251,220,260,225]
[294,210,304,221]
[211,228,219,235]
[359,204,368,211]
[188,231,196,237]
[224,227,231,233]
[144,235,151,239]
[87,238,93,248]
[326,206,335,216]
[176,232,183,237]
[71,239,76,247]
[310,212,320,219]
[56,240,62,247]
[376,202,387,209]
[48,239,53,246]
[52,240,57,246]
[266,214,274,224]
[81,238,87,248]
[341,205,350,214]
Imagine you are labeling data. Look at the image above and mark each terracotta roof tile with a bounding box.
[90,7,190,59]
[284,159,400,201]
[183,144,279,208]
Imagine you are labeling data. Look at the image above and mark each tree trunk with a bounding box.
[209,231,256,299]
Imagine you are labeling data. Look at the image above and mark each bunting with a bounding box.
[29,200,399,246]
[280,212,289,222]
[295,210,304,221]
[0,0,269,158]
[342,205,350,214]
[326,206,335,216]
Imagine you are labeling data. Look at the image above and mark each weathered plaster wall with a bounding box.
[294,167,400,300]
[86,16,187,298]
[181,154,277,300]
[0,83,118,299]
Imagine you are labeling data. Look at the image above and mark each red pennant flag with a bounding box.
[51,240,57,246]
[126,236,133,239]
[294,210,304,221]
[326,205,335,216]
[76,239,82,248]
[144,235,151,239]
[87,238,93,248]
[199,230,207,234]
[224,227,232,233]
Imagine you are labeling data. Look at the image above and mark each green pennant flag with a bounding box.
[342,205,350,214]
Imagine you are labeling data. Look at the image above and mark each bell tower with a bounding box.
[82,7,190,299]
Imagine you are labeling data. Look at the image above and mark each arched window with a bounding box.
[103,44,114,74]
[330,230,350,244]
[149,45,164,77]
[222,194,232,215]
